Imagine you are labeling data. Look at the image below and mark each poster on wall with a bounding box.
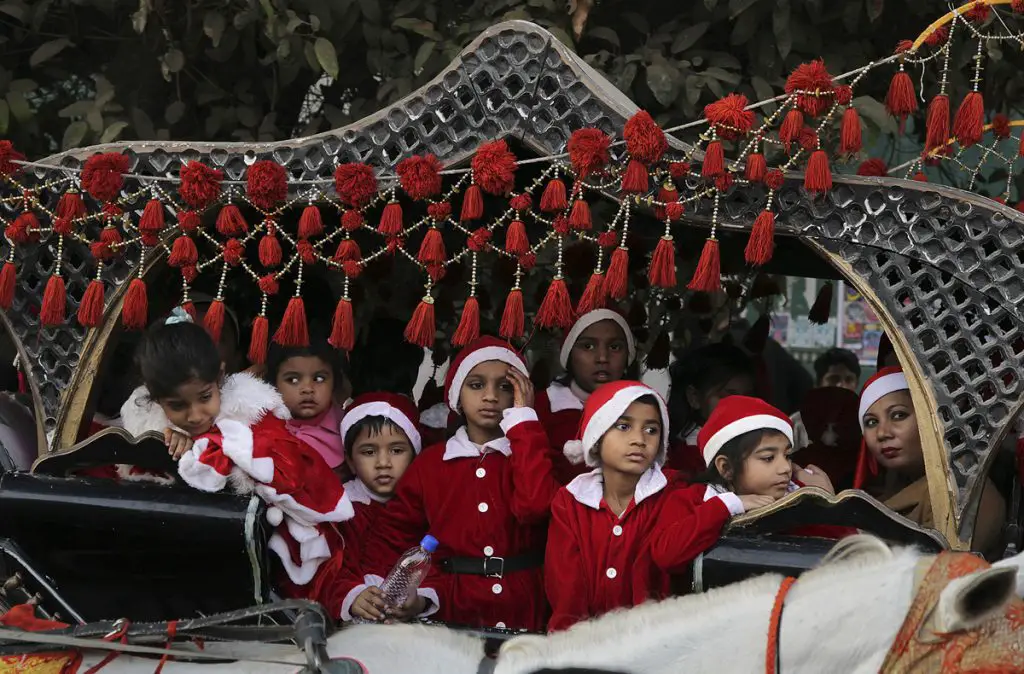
[838,282,882,365]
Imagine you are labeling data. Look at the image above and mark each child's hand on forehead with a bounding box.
[506,366,534,409]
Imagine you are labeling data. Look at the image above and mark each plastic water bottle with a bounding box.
[379,534,438,613]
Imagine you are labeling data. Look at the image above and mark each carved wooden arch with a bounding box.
[4,22,1021,550]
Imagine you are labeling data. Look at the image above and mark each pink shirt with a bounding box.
[285,404,345,468]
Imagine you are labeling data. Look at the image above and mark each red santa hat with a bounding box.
[698,395,793,467]
[444,335,528,412]
[559,309,636,368]
[340,392,423,454]
[853,366,908,488]
[563,380,670,467]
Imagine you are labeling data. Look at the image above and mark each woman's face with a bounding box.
[862,390,924,476]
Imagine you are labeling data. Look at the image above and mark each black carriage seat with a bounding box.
[0,393,38,472]
[30,426,181,483]
[0,470,272,623]
[692,487,948,593]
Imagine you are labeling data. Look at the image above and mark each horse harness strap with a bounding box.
[766,576,797,674]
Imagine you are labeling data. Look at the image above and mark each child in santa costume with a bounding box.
[120,314,353,601]
[537,309,636,485]
[359,336,561,631]
[546,381,721,631]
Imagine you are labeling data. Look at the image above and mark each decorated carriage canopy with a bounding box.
[2,1,1024,551]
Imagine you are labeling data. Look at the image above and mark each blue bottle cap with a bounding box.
[420,535,439,552]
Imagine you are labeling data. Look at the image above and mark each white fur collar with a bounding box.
[343,477,390,505]
[565,465,667,515]
[120,372,290,437]
[547,381,585,413]
[443,426,511,460]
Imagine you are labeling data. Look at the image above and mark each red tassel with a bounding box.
[461,184,484,222]
[540,179,568,212]
[168,235,198,268]
[57,191,86,222]
[203,299,226,342]
[953,91,984,147]
[40,275,66,326]
[274,297,310,347]
[745,153,767,183]
[259,233,282,267]
[745,210,775,266]
[576,272,607,315]
[701,141,725,179]
[417,227,446,265]
[333,238,361,263]
[925,94,950,152]
[808,282,834,324]
[216,204,248,236]
[569,199,592,230]
[499,289,525,340]
[779,109,803,150]
[298,204,324,239]
[655,182,678,220]
[329,297,356,351]
[122,278,148,330]
[100,226,122,247]
[804,150,832,193]
[840,108,862,154]
[605,247,630,299]
[621,160,649,194]
[139,199,165,239]
[687,238,721,292]
[77,278,104,327]
[648,237,676,289]
[452,296,481,347]
[0,262,15,310]
[379,201,403,235]
[536,277,574,329]
[505,220,529,256]
[1019,133,1024,158]
[248,315,269,365]
[403,297,435,348]
[885,71,917,119]
[913,171,928,182]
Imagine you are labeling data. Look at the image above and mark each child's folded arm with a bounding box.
[501,408,562,523]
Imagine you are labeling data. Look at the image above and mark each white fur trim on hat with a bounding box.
[447,346,528,411]
[858,372,909,430]
[576,385,669,467]
[558,309,636,368]
[340,401,422,453]
[702,414,794,467]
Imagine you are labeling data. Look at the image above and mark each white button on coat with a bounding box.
[476,468,486,478]
[492,583,503,594]
[483,546,494,556]
[478,502,489,513]
[496,622,506,629]
[606,568,617,579]
[612,525,623,536]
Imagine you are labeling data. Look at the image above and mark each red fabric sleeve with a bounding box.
[648,484,731,572]
[506,419,562,524]
[544,491,590,632]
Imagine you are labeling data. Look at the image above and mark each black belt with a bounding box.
[438,551,543,578]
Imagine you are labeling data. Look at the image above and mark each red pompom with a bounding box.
[804,150,832,193]
[40,275,66,326]
[499,289,525,340]
[0,141,25,178]
[216,203,248,236]
[122,278,148,330]
[7,212,37,245]
[779,109,803,151]
[298,204,324,239]
[840,107,862,154]
[992,113,1011,139]
[505,220,529,255]
[665,202,685,221]
[1014,0,1024,12]
[568,128,611,177]
[168,235,198,268]
[471,140,517,196]
[648,237,676,289]
[765,169,785,190]
[509,193,532,212]
[258,274,280,296]
[703,93,755,140]
[334,163,378,208]
[540,178,568,212]
[621,160,649,194]
[624,110,667,164]
[885,71,917,119]
[605,247,630,299]
[687,238,721,292]
[745,153,767,183]
[404,296,435,347]
[325,297,355,351]
[179,162,223,209]
[461,184,484,222]
[745,210,775,266]
[452,296,481,347]
[341,209,364,232]
[965,2,991,22]
[784,60,835,117]
[248,315,269,365]
[468,227,491,252]
[203,299,226,342]
[224,238,245,266]
[808,282,834,324]
[576,272,607,315]
[378,201,403,235]
[417,227,446,265]
[56,190,86,223]
[178,210,201,233]
[81,153,130,202]
[953,91,984,147]
[857,158,888,177]
[536,277,574,329]
[333,238,361,263]
[259,232,282,268]
[912,171,928,182]
[275,297,310,347]
[702,141,725,179]
[834,85,853,106]
[397,155,443,200]
[246,160,288,210]
[296,239,316,265]
[655,182,678,220]
[77,278,104,327]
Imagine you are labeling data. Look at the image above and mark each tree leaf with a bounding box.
[131,107,155,139]
[58,100,93,118]
[728,0,760,18]
[772,0,792,60]
[164,48,185,73]
[704,66,741,85]
[587,27,619,48]
[0,100,8,134]
[704,0,720,8]
[29,38,72,67]
[304,40,320,72]
[730,8,759,45]
[865,0,883,23]
[751,75,776,112]
[203,11,226,47]
[671,21,708,54]
[5,91,30,121]
[0,1,27,21]
[621,12,649,34]
[100,121,128,143]
[645,62,679,107]
[62,120,88,149]
[393,0,422,17]
[314,37,339,78]
[358,0,381,23]
[708,52,741,70]
[853,95,897,135]
[413,40,435,72]
[392,18,443,40]
[8,79,36,94]
[165,101,186,124]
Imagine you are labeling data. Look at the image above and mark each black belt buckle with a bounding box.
[483,556,504,579]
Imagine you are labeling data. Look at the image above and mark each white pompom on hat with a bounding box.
[341,392,422,454]
[697,395,793,467]
[558,309,636,369]
[562,380,669,467]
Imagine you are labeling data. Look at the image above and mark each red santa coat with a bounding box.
[361,408,561,631]
[546,472,733,632]
[120,373,353,590]
[536,381,588,485]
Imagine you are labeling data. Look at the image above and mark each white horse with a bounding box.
[59,537,1024,673]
